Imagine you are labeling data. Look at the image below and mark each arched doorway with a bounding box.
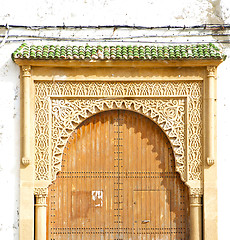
[47,110,190,239]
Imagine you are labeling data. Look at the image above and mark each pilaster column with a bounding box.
[19,65,34,240]
[203,66,218,240]
[21,65,32,166]
[189,192,202,240]
[34,188,48,240]
[205,66,216,166]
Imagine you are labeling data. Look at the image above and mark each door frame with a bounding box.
[16,59,221,240]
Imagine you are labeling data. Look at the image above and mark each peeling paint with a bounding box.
[207,0,224,23]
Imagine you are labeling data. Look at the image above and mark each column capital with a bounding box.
[35,187,47,240]
[34,187,48,197]
[189,188,203,240]
[190,194,202,207]
[34,189,47,207]
[207,66,216,77]
[22,65,31,77]
[189,187,203,197]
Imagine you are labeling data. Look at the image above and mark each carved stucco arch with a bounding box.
[51,98,186,182]
[34,79,203,196]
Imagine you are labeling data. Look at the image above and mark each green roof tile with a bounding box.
[12,43,226,61]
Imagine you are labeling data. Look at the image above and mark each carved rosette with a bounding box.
[34,80,203,194]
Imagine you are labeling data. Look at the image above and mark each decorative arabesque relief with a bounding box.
[51,99,185,180]
[35,81,202,186]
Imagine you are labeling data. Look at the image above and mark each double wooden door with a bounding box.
[47,110,190,239]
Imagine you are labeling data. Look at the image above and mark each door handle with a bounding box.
[142,220,150,224]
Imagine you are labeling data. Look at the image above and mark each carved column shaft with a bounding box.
[21,65,31,166]
[190,194,202,240]
[35,189,48,240]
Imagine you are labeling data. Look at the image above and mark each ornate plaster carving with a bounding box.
[34,81,203,188]
[51,99,185,181]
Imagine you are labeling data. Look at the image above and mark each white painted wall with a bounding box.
[0,0,230,239]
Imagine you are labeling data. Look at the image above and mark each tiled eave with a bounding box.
[12,43,225,68]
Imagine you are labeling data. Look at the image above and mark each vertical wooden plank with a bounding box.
[120,110,125,240]
[142,115,148,240]
[95,113,101,240]
[85,120,90,240]
[172,145,177,240]
[123,111,131,240]
[132,112,138,239]
[137,113,142,239]
[83,120,88,239]
[112,111,117,240]
[88,117,93,240]
[128,111,135,240]
[164,142,170,240]
[91,115,96,239]
[68,133,73,240]
[159,132,164,240]
[103,112,107,237]
[59,143,64,238]
[155,125,160,240]
[103,112,108,239]
[98,113,102,238]
[146,119,152,240]
[74,130,78,240]
[79,124,83,240]
[108,111,113,239]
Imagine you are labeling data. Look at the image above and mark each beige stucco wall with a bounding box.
[0,0,230,239]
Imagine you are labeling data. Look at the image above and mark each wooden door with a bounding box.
[47,110,190,239]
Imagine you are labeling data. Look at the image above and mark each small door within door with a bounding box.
[133,190,171,238]
[47,110,190,239]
